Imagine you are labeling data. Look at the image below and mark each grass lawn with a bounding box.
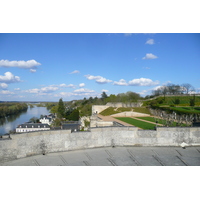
[170,107,200,114]
[115,117,157,130]
[136,116,187,127]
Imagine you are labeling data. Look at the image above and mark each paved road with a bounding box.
[1,146,200,166]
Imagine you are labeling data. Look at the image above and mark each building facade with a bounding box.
[16,123,50,133]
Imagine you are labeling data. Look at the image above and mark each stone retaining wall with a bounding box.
[0,127,200,163]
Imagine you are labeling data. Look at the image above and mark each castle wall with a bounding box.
[1,127,200,163]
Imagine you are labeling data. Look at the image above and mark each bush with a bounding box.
[174,98,180,105]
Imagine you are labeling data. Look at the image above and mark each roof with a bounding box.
[62,123,80,130]
[17,123,50,128]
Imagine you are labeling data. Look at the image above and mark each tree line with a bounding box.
[0,103,28,118]
[150,83,195,98]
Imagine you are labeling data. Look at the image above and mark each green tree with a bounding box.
[50,105,58,114]
[29,117,39,123]
[190,98,195,107]
[68,109,79,121]
[101,91,108,99]
[57,98,65,118]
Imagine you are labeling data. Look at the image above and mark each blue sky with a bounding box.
[0,33,199,101]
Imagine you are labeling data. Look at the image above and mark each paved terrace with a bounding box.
[1,146,200,166]
[97,114,133,126]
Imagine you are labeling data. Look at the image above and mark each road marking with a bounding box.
[176,156,188,166]
[152,155,165,166]
[107,158,117,166]
[33,159,40,166]
[59,155,68,165]
[127,149,141,166]
[196,148,200,153]
[83,161,91,166]
[84,152,93,160]
[175,149,182,156]
[105,150,113,158]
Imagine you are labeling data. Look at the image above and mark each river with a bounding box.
[0,106,50,136]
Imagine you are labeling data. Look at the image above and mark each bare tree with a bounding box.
[181,83,195,94]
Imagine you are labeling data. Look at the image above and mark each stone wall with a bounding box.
[111,111,150,117]
[0,127,200,163]
[92,105,109,114]
[91,102,142,115]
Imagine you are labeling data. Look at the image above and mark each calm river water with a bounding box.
[0,106,50,135]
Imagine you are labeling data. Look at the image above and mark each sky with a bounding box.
[0,33,199,101]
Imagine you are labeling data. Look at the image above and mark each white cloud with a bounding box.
[138,90,148,95]
[74,88,95,93]
[0,72,21,83]
[59,83,67,87]
[101,89,109,93]
[85,74,112,84]
[129,78,159,86]
[79,83,85,87]
[145,39,155,45]
[124,33,132,36]
[59,83,76,88]
[25,88,40,94]
[0,83,8,89]
[0,90,14,95]
[40,86,59,93]
[59,92,73,97]
[24,86,59,94]
[142,53,158,60]
[70,70,80,74]
[30,69,36,73]
[14,88,21,91]
[0,59,41,69]
[143,67,151,69]
[113,79,128,86]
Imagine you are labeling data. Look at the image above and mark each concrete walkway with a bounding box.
[98,114,133,126]
[1,146,200,166]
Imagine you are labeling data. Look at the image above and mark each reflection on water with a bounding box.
[0,106,50,135]
[0,111,27,126]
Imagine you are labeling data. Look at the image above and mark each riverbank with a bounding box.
[0,106,50,135]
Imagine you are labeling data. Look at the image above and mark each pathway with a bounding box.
[97,114,133,126]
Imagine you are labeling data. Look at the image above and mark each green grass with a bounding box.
[136,116,187,127]
[132,107,151,115]
[143,96,200,107]
[170,107,200,114]
[100,107,118,116]
[136,117,175,126]
[115,117,157,130]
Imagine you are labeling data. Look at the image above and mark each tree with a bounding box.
[190,98,195,107]
[181,83,195,94]
[57,98,65,118]
[126,91,140,102]
[101,92,108,99]
[68,109,79,121]
[29,117,39,123]
[50,105,58,114]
